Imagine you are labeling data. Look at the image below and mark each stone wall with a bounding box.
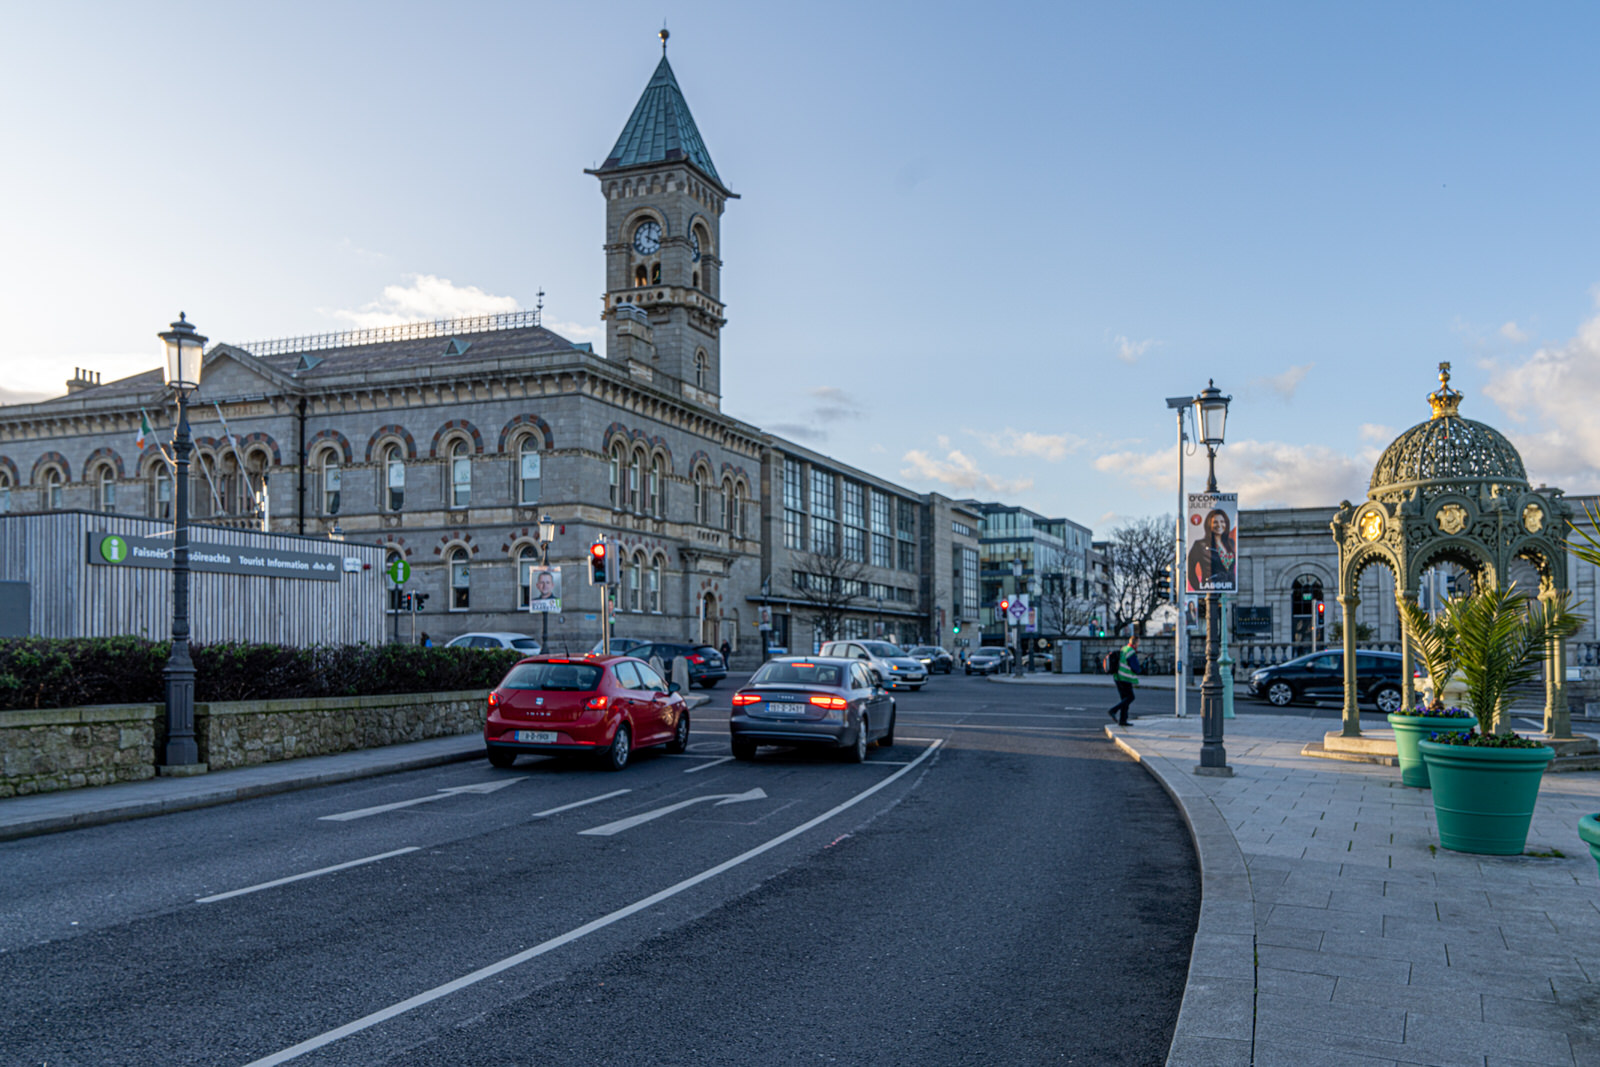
[0,691,487,797]
[0,704,159,797]
[196,691,487,769]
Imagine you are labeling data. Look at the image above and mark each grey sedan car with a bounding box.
[729,656,896,762]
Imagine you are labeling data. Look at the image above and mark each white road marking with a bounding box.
[683,756,734,774]
[196,848,420,904]
[242,738,943,1067]
[319,778,526,822]
[579,787,767,836]
[1519,718,1545,732]
[530,789,632,818]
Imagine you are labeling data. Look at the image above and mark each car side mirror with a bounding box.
[858,653,870,661]
[668,682,682,694]
[870,670,885,686]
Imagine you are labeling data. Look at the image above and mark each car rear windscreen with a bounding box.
[509,639,541,650]
[752,662,845,687]
[501,662,602,691]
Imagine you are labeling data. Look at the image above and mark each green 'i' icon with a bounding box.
[100,535,127,563]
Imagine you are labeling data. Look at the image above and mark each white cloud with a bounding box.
[1482,302,1600,489]
[329,274,520,328]
[1113,334,1157,364]
[968,427,1084,461]
[1358,423,1395,446]
[1252,362,1313,401]
[1500,321,1529,343]
[1094,439,1370,508]
[901,449,1033,494]
[545,318,602,342]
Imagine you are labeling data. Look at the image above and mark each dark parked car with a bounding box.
[1246,650,1406,713]
[729,656,895,762]
[629,642,728,688]
[965,648,1012,675]
[908,646,954,674]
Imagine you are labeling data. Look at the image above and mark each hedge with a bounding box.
[0,637,523,711]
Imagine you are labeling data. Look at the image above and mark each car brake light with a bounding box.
[809,694,848,710]
[687,654,706,664]
[548,658,570,663]
[732,693,761,706]
[487,691,500,709]
[586,695,609,710]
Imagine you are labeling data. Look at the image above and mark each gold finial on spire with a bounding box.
[1428,360,1463,419]
[659,25,669,53]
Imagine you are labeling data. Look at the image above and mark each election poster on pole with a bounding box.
[528,566,562,613]
[1185,492,1238,594]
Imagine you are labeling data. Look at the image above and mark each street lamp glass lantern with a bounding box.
[538,515,557,545]
[1194,379,1231,447]
[160,312,208,392]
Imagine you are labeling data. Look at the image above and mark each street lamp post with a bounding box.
[158,313,207,773]
[1165,396,1193,717]
[1193,380,1234,777]
[538,514,556,652]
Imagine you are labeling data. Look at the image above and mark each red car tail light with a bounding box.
[809,695,848,711]
[487,691,500,710]
[586,695,610,710]
[731,693,761,706]
[687,654,706,664]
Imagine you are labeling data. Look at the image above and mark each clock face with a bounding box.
[689,231,701,262]
[632,220,662,255]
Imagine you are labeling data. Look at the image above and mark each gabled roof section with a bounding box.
[597,56,722,184]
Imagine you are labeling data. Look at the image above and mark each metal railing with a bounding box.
[229,310,544,357]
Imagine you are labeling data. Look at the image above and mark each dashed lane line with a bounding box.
[531,789,632,819]
[196,848,421,904]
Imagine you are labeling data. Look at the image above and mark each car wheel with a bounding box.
[964,667,972,675]
[665,711,690,754]
[601,724,632,772]
[910,684,923,692]
[879,710,895,749]
[486,747,517,769]
[731,737,758,761]
[842,713,869,763]
[1373,685,1404,715]
[1266,681,1295,707]
[699,679,719,689]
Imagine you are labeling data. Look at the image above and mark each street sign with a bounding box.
[1007,599,1028,623]
[387,558,411,585]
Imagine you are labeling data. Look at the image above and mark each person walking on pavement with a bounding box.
[719,639,732,664]
[1108,634,1141,726]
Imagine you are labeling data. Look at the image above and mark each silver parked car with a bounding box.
[817,639,928,690]
[446,632,543,653]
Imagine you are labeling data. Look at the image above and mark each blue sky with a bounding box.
[4,2,1599,527]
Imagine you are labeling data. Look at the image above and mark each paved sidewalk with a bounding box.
[1110,714,1600,1067]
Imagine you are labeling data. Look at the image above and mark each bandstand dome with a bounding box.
[1367,372,1528,504]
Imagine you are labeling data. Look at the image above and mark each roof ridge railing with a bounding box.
[227,309,544,357]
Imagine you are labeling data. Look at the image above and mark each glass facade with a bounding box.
[783,458,805,550]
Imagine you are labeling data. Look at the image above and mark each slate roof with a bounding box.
[597,56,721,183]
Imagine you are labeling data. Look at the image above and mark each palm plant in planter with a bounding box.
[1415,584,1582,855]
[1395,598,1477,788]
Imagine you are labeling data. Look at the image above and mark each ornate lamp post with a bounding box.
[158,313,207,772]
[538,514,557,651]
[1193,380,1234,777]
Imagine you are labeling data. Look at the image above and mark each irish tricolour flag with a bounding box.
[135,411,152,450]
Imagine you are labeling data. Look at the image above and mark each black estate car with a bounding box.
[1246,650,1406,713]
[628,642,728,688]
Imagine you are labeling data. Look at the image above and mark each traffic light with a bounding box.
[999,598,1010,614]
[589,540,610,585]
[1156,566,1171,603]
[953,620,961,635]
[412,592,428,611]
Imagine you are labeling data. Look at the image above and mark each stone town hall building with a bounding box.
[0,50,982,657]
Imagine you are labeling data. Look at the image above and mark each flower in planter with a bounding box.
[1409,705,1472,718]
[1427,728,1548,749]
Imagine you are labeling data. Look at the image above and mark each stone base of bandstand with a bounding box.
[1302,729,1398,766]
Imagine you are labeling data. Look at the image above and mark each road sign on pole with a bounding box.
[387,558,411,585]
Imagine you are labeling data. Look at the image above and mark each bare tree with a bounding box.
[1107,515,1173,636]
[791,551,869,644]
[1037,572,1097,637]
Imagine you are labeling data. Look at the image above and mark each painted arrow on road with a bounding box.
[578,787,768,837]
[319,778,526,822]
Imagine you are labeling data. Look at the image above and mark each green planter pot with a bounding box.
[1387,713,1476,788]
[1418,739,1554,855]
[1580,814,1600,882]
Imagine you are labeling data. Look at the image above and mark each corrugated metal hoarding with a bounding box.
[0,511,385,646]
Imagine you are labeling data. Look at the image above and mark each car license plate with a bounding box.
[767,703,806,715]
[514,730,558,743]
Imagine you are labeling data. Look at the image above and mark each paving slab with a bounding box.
[1109,712,1600,1066]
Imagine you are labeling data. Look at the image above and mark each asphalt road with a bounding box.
[0,673,1199,1066]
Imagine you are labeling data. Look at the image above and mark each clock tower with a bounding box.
[589,35,736,408]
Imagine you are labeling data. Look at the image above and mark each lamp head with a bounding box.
[160,312,208,393]
[538,514,557,544]
[1194,379,1231,447]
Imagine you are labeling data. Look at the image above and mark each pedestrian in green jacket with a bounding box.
[1107,635,1141,726]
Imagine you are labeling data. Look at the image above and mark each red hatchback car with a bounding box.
[484,655,689,771]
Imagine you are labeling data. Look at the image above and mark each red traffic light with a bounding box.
[590,542,607,559]
[999,599,1010,612]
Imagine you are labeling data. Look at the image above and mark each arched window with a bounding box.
[151,465,171,520]
[518,437,541,505]
[649,456,664,517]
[41,466,64,510]
[190,455,215,519]
[734,482,749,538]
[608,443,624,507]
[217,454,239,515]
[693,467,708,525]
[320,452,341,516]
[95,465,116,513]
[1291,574,1325,651]
[0,470,10,514]
[244,450,269,516]
[694,350,708,391]
[449,440,472,508]
[384,444,405,512]
[633,265,648,287]
[692,271,700,289]
[651,262,661,285]
[719,478,733,531]
[649,556,663,613]
[448,547,470,610]
[628,553,643,612]
[629,449,643,511]
[517,544,538,609]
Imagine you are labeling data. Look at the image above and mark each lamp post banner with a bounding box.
[528,565,562,613]
[1185,492,1239,594]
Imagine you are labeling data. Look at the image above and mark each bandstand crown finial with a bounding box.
[1429,360,1463,420]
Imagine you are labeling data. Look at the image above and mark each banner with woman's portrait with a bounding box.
[1185,492,1238,594]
